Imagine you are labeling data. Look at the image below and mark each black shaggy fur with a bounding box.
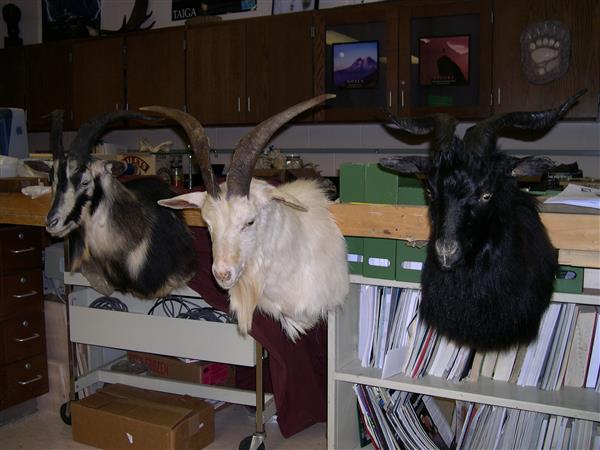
[379,90,585,350]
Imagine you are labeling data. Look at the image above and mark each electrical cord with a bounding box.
[148,295,235,323]
[89,296,129,312]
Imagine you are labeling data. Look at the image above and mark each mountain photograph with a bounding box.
[332,41,379,89]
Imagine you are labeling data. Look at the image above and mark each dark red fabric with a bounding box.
[187,227,327,438]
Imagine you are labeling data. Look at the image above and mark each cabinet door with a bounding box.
[0,47,26,109]
[493,0,599,118]
[25,42,73,131]
[72,36,125,127]
[245,12,314,123]
[409,0,493,119]
[126,28,186,115]
[186,22,245,125]
[314,3,401,122]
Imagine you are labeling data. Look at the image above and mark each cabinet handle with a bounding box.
[497,88,501,106]
[237,97,241,113]
[10,247,35,254]
[115,103,120,111]
[247,97,251,112]
[17,375,43,385]
[388,90,392,108]
[401,89,405,109]
[12,291,37,299]
[15,333,40,343]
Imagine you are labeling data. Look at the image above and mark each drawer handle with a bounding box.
[10,247,35,254]
[15,333,40,343]
[17,374,43,385]
[12,291,37,299]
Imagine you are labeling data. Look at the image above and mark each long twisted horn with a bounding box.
[464,88,587,154]
[48,110,65,161]
[226,94,334,198]
[69,111,157,165]
[140,106,221,198]
[384,111,458,157]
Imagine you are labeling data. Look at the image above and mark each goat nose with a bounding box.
[435,239,459,257]
[213,269,232,282]
[47,217,59,228]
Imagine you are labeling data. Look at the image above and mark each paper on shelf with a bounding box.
[544,183,600,209]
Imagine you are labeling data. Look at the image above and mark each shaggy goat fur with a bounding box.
[380,91,585,350]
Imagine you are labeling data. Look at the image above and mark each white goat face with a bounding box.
[158,179,307,290]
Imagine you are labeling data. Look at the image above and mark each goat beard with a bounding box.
[228,267,261,336]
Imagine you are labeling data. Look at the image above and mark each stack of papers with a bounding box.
[544,183,600,209]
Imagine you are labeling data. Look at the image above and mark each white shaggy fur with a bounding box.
[161,178,349,341]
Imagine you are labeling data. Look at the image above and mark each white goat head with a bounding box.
[142,95,349,340]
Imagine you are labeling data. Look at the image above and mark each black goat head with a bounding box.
[380,89,585,270]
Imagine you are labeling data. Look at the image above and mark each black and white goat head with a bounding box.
[379,89,586,350]
[140,95,349,341]
[45,110,197,299]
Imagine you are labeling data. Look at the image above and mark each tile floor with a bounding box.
[0,403,326,450]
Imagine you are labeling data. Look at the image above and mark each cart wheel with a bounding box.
[239,434,265,450]
[60,401,72,425]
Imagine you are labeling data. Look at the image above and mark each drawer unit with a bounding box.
[4,354,49,408]
[0,225,48,411]
[0,226,42,272]
[1,310,46,364]
[0,270,43,318]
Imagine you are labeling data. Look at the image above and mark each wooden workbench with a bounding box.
[1,192,598,267]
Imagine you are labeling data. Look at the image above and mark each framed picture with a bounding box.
[419,35,470,86]
[172,0,257,20]
[272,0,318,15]
[332,40,379,90]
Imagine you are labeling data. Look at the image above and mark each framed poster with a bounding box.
[172,0,257,21]
[419,35,470,86]
[332,40,379,90]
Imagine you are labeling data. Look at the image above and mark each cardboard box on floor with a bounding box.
[127,351,235,386]
[72,384,214,450]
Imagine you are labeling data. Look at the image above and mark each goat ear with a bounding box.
[378,156,429,174]
[510,156,555,177]
[102,160,128,177]
[158,192,207,210]
[269,190,308,212]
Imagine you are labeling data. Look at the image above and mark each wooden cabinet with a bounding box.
[0,225,48,411]
[126,27,186,115]
[186,21,246,125]
[71,36,125,127]
[408,0,493,119]
[493,0,599,119]
[186,12,314,125]
[314,3,404,121]
[0,47,26,109]
[24,42,73,131]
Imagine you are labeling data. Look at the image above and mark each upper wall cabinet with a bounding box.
[313,3,404,122]
[186,12,314,125]
[25,42,72,131]
[0,47,26,110]
[71,36,125,127]
[126,28,186,115]
[493,0,599,118]
[408,0,493,119]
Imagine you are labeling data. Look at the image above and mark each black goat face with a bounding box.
[46,158,126,237]
[425,147,508,270]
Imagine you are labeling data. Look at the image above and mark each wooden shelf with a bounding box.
[1,193,598,267]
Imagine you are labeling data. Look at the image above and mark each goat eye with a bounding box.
[244,219,255,229]
[81,179,90,187]
[480,192,493,202]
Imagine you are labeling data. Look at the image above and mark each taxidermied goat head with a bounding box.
[46,110,154,237]
[380,89,585,271]
[142,94,333,289]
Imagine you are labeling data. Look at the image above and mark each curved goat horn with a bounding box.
[464,88,587,154]
[384,111,458,156]
[226,94,335,198]
[140,106,221,198]
[47,110,65,161]
[69,111,156,165]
